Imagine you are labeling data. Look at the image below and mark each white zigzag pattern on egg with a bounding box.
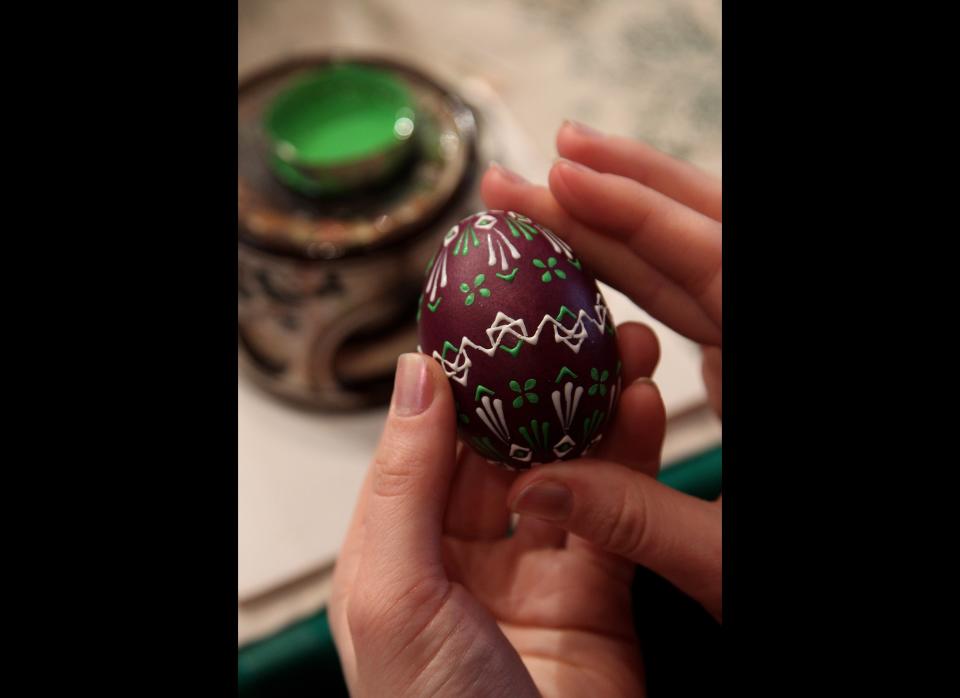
[432,294,609,387]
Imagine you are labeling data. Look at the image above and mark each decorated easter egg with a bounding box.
[417,210,622,470]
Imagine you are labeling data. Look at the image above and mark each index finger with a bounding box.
[557,121,722,222]
[481,165,721,345]
[358,354,460,590]
[549,160,722,330]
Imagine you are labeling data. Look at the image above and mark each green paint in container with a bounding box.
[264,64,418,196]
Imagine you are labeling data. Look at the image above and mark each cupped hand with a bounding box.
[483,120,722,414]
[330,317,673,697]
[329,121,723,697]
[482,120,723,618]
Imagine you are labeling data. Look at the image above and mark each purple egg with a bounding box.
[417,210,622,470]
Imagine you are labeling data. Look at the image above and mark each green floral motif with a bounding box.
[583,409,605,443]
[452,225,481,256]
[459,273,491,306]
[519,419,550,450]
[471,436,502,460]
[506,217,540,241]
[532,257,566,283]
[509,378,539,408]
[588,367,610,396]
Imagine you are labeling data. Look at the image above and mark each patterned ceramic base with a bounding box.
[238,55,478,409]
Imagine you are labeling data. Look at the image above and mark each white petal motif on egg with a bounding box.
[551,382,584,432]
[476,396,510,443]
[540,226,575,260]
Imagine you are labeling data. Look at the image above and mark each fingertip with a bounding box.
[627,378,666,420]
[626,378,667,449]
[616,322,661,381]
[547,160,568,199]
[596,377,665,473]
[421,350,450,385]
[479,163,501,204]
[505,458,587,507]
[556,119,576,154]
[548,158,590,205]
[505,464,547,508]
[480,162,523,210]
[556,120,597,161]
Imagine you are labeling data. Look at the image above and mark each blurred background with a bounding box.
[240,0,720,169]
[238,0,720,694]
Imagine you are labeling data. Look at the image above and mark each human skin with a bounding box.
[329,121,722,697]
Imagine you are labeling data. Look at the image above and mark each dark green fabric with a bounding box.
[238,611,348,697]
[657,445,722,500]
[238,445,722,697]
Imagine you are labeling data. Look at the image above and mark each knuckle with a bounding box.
[689,263,722,306]
[595,485,651,559]
[370,445,422,500]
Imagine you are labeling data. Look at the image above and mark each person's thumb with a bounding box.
[507,459,721,620]
[358,353,459,596]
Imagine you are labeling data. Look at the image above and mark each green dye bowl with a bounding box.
[263,64,418,196]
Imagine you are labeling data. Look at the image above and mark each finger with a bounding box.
[557,120,722,222]
[597,322,662,470]
[511,514,567,550]
[549,159,722,331]
[593,378,666,475]
[444,447,518,540]
[357,353,459,593]
[507,460,722,620]
[329,467,373,693]
[564,533,635,585]
[482,165,721,345]
[702,347,722,419]
[615,321,660,384]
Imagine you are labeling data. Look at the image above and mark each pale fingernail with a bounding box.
[490,160,528,184]
[510,481,573,521]
[392,353,432,417]
[554,157,593,174]
[564,119,605,139]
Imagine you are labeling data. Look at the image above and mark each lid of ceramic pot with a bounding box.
[239,55,477,260]
[262,64,418,196]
